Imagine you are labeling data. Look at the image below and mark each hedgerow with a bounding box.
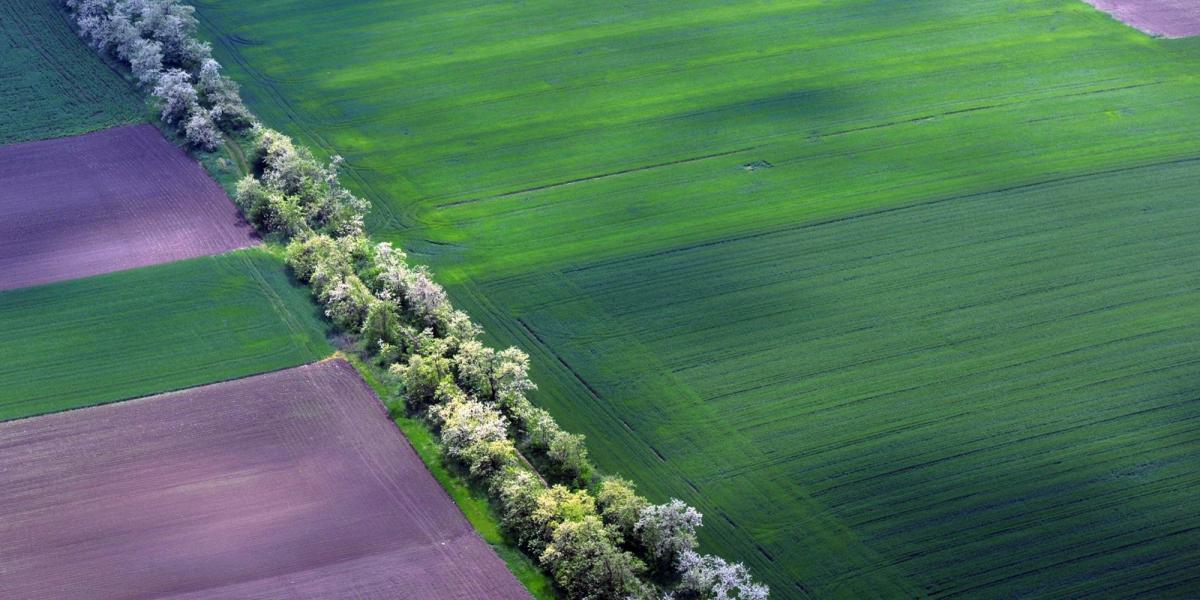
[66,0,251,149]
[64,1,768,597]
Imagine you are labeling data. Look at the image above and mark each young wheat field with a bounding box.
[194,1,1200,596]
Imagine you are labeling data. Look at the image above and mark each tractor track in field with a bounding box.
[439,146,760,208]
[429,78,1167,220]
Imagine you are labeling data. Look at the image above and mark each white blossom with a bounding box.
[676,550,769,600]
[636,499,702,565]
[151,68,197,125]
[184,106,220,151]
[128,38,163,87]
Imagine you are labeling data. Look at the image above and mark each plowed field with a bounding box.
[1083,0,1200,38]
[0,124,256,292]
[0,359,530,600]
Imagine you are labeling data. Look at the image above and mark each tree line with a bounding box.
[266,134,767,598]
[63,2,769,598]
[67,0,252,150]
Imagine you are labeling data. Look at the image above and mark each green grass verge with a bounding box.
[192,0,1200,596]
[0,248,333,421]
[0,0,145,144]
[341,352,559,600]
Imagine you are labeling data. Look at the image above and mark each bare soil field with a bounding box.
[0,359,530,600]
[1083,0,1200,37]
[0,124,256,291]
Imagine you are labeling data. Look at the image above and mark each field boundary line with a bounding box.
[0,356,336,425]
[564,154,1200,275]
[0,228,261,298]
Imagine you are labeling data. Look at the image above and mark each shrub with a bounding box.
[636,499,703,571]
[312,156,369,236]
[248,128,369,237]
[236,177,274,232]
[493,469,545,551]
[438,308,482,350]
[184,107,220,151]
[511,402,591,484]
[596,476,649,543]
[253,127,319,194]
[675,551,769,600]
[152,68,197,127]
[361,297,404,355]
[127,38,163,87]
[389,353,454,414]
[529,485,596,555]
[265,193,309,237]
[540,515,649,600]
[547,429,591,483]
[432,395,518,479]
[208,97,254,132]
[316,274,373,330]
[197,59,253,130]
[368,243,449,325]
[520,404,560,451]
[283,233,363,283]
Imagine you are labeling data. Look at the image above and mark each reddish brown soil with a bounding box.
[0,360,531,600]
[0,124,256,291]
[1083,0,1200,38]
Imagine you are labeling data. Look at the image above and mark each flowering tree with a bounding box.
[151,68,197,125]
[454,341,536,404]
[596,476,649,542]
[636,499,702,569]
[540,516,648,599]
[184,108,220,151]
[432,396,516,478]
[197,59,252,129]
[675,551,769,600]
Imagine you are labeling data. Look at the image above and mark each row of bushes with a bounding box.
[65,2,769,597]
[285,225,767,599]
[269,138,766,596]
[66,0,252,149]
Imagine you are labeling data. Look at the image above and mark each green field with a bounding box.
[0,248,332,421]
[0,0,144,144]
[193,0,1200,596]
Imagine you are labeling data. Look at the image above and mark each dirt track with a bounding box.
[1083,0,1200,38]
[0,124,256,291]
[0,360,531,599]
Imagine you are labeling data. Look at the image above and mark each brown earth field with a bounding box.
[0,359,531,600]
[1082,0,1200,37]
[0,124,256,292]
